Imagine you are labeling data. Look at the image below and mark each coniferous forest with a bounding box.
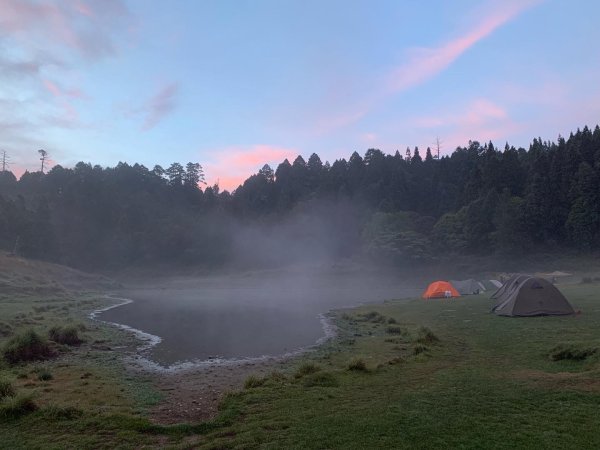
[1,125,599,269]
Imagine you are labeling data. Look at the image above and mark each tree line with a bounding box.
[1,125,599,268]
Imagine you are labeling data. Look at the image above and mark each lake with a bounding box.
[98,269,421,367]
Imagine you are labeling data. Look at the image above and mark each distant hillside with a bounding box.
[0,251,117,295]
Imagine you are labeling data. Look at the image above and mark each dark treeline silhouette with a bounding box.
[1,125,599,269]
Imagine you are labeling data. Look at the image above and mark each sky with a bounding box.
[1,0,599,190]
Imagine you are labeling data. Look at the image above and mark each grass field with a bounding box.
[1,273,600,448]
[187,282,600,449]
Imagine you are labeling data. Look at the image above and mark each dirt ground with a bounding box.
[148,359,289,424]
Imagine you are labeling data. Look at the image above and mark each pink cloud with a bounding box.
[313,0,542,135]
[388,0,542,93]
[140,83,179,131]
[0,0,132,59]
[204,145,298,191]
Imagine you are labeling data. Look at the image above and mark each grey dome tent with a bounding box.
[480,279,502,290]
[490,274,530,300]
[450,279,485,295]
[491,276,574,317]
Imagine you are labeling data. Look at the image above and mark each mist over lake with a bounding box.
[99,269,421,365]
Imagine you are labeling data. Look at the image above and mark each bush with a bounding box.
[347,358,368,371]
[0,379,14,399]
[549,344,598,361]
[387,317,397,324]
[48,326,83,346]
[303,372,339,388]
[294,363,321,379]
[2,330,54,364]
[0,394,37,420]
[416,326,439,344]
[386,326,403,335]
[244,375,265,389]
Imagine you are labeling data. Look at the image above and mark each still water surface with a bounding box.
[99,271,420,366]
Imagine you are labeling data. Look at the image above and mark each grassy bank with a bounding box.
[185,282,600,449]
[2,261,600,448]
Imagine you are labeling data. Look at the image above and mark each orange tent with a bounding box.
[422,281,460,299]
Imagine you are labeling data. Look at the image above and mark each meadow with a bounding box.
[1,275,599,449]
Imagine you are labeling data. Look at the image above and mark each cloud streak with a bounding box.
[387,0,542,94]
[140,83,179,131]
[316,0,542,134]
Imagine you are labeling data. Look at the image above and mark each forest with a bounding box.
[1,125,599,269]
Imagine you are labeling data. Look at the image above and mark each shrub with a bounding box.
[0,394,37,420]
[48,326,83,346]
[347,358,368,371]
[244,375,265,389]
[303,372,339,388]
[549,344,598,361]
[38,370,53,381]
[2,330,54,364]
[416,326,439,344]
[386,326,403,335]
[0,379,14,399]
[387,317,397,324]
[294,363,321,379]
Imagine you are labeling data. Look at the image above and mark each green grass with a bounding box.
[2,329,54,364]
[2,276,600,448]
[183,283,600,449]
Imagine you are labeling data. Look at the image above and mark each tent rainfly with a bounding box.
[422,281,460,299]
[490,274,531,300]
[491,276,575,317]
[450,279,485,295]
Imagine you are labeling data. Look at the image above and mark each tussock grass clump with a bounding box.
[0,379,15,399]
[347,358,368,372]
[303,372,339,388]
[413,344,429,355]
[41,405,82,421]
[387,317,398,324]
[0,322,12,337]
[386,326,403,335]
[294,362,321,379]
[0,394,37,420]
[244,375,265,389]
[268,371,287,382]
[360,311,387,323]
[48,325,83,346]
[416,326,439,344]
[38,370,53,381]
[549,344,598,361]
[2,330,54,364]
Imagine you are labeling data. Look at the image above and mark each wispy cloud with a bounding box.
[204,145,298,191]
[315,0,542,134]
[136,83,179,131]
[387,0,542,94]
[0,0,132,60]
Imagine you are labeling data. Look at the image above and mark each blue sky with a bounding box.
[1,0,599,189]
